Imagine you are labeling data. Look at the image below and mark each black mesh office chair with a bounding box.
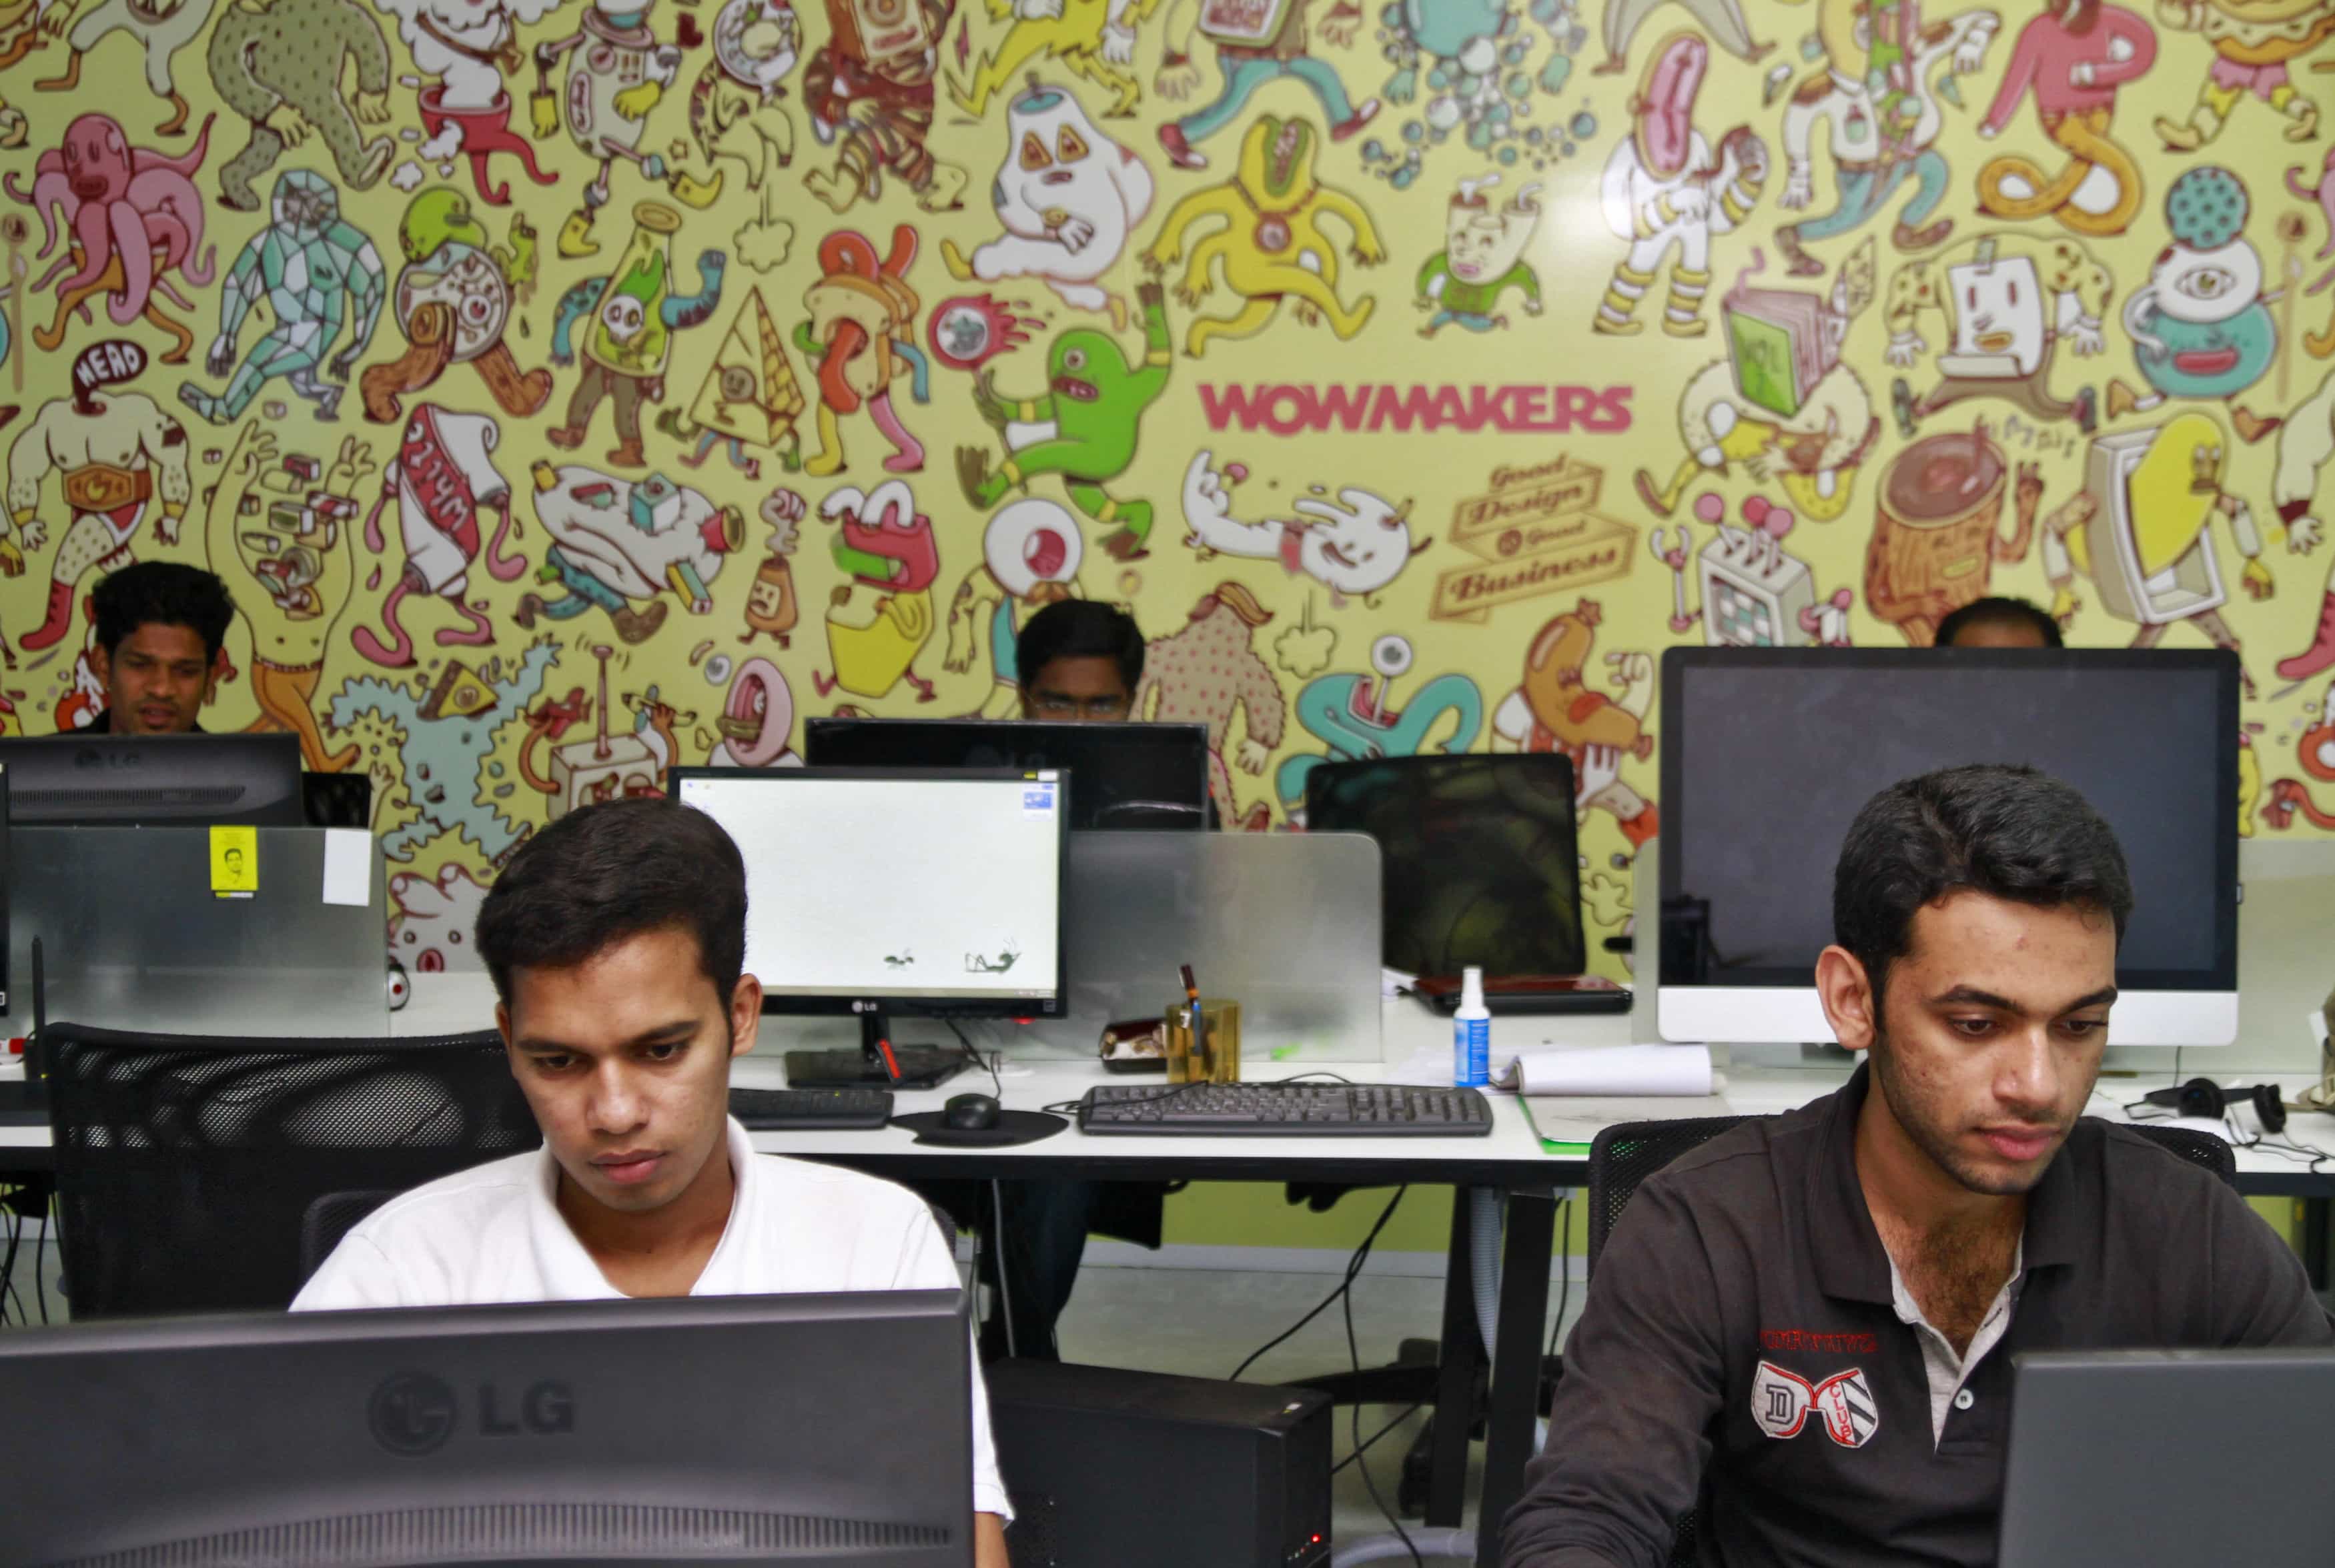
[1584,1114,2239,1568]
[45,1023,540,1317]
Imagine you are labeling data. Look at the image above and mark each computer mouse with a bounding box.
[943,1093,1003,1132]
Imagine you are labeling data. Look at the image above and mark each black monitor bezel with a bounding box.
[803,716,1210,830]
[669,765,1073,1019]
[1657,646,2242,993]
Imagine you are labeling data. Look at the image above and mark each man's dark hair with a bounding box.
[1017,600,1145,693]
[91,562,238,661]
[1934,595,2064,648]
[476,797,748,1009]
[1833,764,2133,1004]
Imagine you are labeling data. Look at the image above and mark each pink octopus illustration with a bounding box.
[7,112,218,365]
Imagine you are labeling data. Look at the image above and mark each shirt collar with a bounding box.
[1807,1062,2085,1305]
[523,1116,755,1299]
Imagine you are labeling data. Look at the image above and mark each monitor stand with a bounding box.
[785,1010,966,1090]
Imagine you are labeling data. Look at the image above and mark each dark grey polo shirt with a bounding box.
[1502,1064,2334,1568]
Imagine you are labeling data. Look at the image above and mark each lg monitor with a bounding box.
[1658,648,2240,1047]
[0,732,304,826]
[0,1290,978,1568]
[670,768,1069,1088]
[1999,1349,2335,1568]
[805,718,1211,830]
[1304,754,1584,981]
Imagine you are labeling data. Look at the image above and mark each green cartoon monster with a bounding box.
[955,279,1170,560]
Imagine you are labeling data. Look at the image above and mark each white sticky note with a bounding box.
[322,829,372,908]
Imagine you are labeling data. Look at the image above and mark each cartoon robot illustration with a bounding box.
[945,497,1085,717]
[1178,450,1428,605]
[2264,366,2335,681]
[548,203,728,470]
[815,478,943,702]
[2152,0,2333,149]
[518,464,746,644]
[532,0,721,258]
[1145,117,1384,355]
[352,404,527,668]
[1488,599,1660,851]
[798,226,930,477]
[2104,167,2280,442]
[1883,231,2111,432]
[1416,175,1542,337]
[951,0,1172,117]
[361,193,552,422]
[1865,423,2047,645]
[1649,494,1860,647]
[1774,0,2001,275]
[957,281,1171,561]
[177,171,385,426]
[1592,33,1769,339]
[1975,0,2157,237]
[200,422,366,770]
[378,0,562,205]
[1275,633,1482,815]
[2041,412,2310,684]
[940,80,1156,321]
[687,0,801,195]
[1134,580,1285,828]
[801,0,968,214]
[1152,0,1378,169]
[1638,241,1881,523]
[4,340,192,652]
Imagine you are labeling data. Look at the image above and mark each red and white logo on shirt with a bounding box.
[1751,1361,1878,1448]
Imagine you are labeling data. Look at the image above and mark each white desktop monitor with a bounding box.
[670,767,1069,1018]
[1657,648,2241,1048]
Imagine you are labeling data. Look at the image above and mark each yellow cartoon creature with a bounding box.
[2154,0,2335,147]
[1144,115,1385,357]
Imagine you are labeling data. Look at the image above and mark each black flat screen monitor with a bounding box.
[806,718,1210,830]
[0,1290,976,1567]
[0,732,304,826]
[1657,648,2240,1046]
[1306,754,1583,979]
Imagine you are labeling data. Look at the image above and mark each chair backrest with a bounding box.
[44,1022,540,1317]
[2124,1122,2240,1190]
[298,1187,404,1285]
[1586,1116,1754,1278]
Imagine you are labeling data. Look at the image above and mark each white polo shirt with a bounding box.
[294,1118,1011,1519]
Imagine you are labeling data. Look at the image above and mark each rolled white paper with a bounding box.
[1503,1043,1715,1096]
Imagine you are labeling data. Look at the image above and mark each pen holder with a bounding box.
[1163,999,1242,1084]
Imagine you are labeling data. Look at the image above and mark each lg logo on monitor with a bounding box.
[368,1371,576,1457]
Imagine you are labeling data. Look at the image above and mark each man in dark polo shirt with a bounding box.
[81,562,235,734]
[1504,763,2330,1568]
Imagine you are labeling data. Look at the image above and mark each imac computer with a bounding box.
[0,1290,978,1568]
[1658,648,2240,1047]
[0,731,304,826]
[670,767,1069,1088]
[805,717,1211,830]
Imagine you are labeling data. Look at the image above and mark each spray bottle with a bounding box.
[1453,966,1490,1088]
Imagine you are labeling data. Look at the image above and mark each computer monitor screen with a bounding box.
[0,1291,977,1568]
[1659,648,2240,1046]
[805,718,1210,830]
[0,732,304,826]
[672,768,1067,1015]
[1305,754,1583,979]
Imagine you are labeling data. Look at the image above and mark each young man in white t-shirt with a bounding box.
[295,796,1013,1565]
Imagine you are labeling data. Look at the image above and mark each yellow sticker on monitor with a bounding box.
[209,826,258,898]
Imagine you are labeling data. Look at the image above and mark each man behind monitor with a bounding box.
[86,562,236,734]
[1016,599,1143,722]
[1935,595,2063,649]
[1502,764,2330,1568]
[296,799,1013,1564]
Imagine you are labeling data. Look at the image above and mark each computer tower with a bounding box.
[989,1361,1333,1568]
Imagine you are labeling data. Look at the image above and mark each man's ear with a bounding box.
[89,643,112,690]
[728,974,763,1058]
[1816,945,1880,1054]
[495,1000,515,1054]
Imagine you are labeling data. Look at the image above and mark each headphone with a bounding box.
[2140,1078,2287,1135]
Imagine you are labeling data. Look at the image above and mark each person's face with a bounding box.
[1818,890,2117,1197]
[225,849,244,870]
[1021,655,1131,722]
[498,926,760,1218]
[1947,619,2052,649]
[91,622,219,734]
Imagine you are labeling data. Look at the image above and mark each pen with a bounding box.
[1180,964,1203,1077]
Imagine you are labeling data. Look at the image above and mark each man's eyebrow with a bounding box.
[1930,985,2120,1015]
[513,1019,698,1053]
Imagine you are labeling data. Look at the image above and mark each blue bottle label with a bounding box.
[1455,1017,1490,1086]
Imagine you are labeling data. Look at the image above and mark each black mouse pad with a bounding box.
[893,1110,1069,1148]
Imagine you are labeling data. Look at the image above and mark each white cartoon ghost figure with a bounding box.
[1180,449,1430,606]
[943,81,1154,317]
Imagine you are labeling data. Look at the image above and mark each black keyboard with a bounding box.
[1079,1082,1494,1136]
[730,1086,895,1130]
